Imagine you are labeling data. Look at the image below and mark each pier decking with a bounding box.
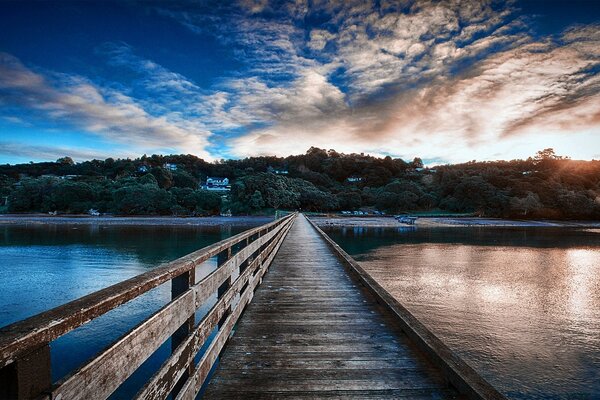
[0,213,505,400]
[203,214,459,399]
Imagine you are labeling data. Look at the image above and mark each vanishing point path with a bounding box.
[1,213,503,400]
[203,215,462,399]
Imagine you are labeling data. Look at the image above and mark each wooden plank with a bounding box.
[52,290,196,400]
[208,376,443,391]
[208,388,459,399]
[175,219,290,400]
[306,216,506,400]
[214,358,423,370]
[212,367,443,383]
[135,220,292,399]
[0,214,295,369]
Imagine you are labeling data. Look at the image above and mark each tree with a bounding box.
[112,184,174,215]
[411,157,424,169]
[150,167,173,189]
[185,190,222,215]
[249,190,265,209]
[336,191,361,210]
[47,181,95,213]
[534,148,561,162]
[57,157,74,166]
[172,170,198,189]
[510,192,542,216]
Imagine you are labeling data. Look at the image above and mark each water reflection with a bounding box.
[325,226,600,400]
[0,222,263,399]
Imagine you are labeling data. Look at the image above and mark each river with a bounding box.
[322,225,600,400]
[0,221,264,399]
[2,222,599,399]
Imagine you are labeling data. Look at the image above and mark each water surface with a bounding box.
[324,226,600,400]
[0,221,265,398]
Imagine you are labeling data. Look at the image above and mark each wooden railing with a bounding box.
[0,213,296,400]
[306,217,506,400]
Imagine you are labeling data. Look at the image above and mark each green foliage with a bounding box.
[112,184,174,215]
[150,167,173,189]
[172,170,198,189]
[2,147,599,219]
[249,190,265,209]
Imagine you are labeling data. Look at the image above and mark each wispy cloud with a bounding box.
[0,52,213,159]
[160,0,600,162]
[1,0,599,163]
[0,141,130,162]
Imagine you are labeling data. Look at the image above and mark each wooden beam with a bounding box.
[52,290,196,400]
[0,343,51,400]
[306,216,506,400]
[0,214,295,369]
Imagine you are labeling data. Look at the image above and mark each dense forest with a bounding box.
[0,147,599,219]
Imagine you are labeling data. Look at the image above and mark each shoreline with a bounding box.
[310,216,600,228]
[1,214,599,228]
[0,214,274,227]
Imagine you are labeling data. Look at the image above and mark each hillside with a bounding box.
[1,148,598,219]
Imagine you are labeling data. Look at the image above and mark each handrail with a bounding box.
[0,213,296,400]
[306,215,507,400]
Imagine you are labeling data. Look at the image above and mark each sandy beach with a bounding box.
[310,215,600,228]
[0,214,274,227]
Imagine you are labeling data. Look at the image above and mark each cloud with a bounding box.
[2,1,598,164]
[159,0,599,162]
[97,42,201,96]
[0,52,213,159]
[0,141,130,162]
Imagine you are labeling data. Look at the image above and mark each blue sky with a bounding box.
[0,0,599,165]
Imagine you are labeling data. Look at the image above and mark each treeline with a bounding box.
[1,148,599,219]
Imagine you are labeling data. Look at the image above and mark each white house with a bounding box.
[203,177,231,191]
[268,166,289,175]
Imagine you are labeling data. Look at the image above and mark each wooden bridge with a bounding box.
[0,213,505,400]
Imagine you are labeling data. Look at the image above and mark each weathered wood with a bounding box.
[0,214,295,369]
[0,343,51,400]
[306,216,506,400]
[202,215,459,399]
[208,388,459,400]
[135,223,291,400]
[51,290,196,400]
[175,220,290,400]
[171,268,195,397]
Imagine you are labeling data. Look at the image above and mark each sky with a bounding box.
[0,0,599,165]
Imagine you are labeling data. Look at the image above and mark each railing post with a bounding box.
[171,269,195,396]
[217,247,232,328]
[239,237,251,274]
[0,343,51,399]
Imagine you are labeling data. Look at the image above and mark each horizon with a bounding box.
[1,146,597,168]
[1,0,599,165]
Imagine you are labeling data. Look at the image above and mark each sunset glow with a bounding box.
[1,1,599,164]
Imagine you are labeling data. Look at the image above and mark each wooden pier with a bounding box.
[0,213,505,400]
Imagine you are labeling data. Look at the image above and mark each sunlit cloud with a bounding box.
[160,0,599,162]
[1,0,599,163]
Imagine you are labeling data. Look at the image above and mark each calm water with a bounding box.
[0,222,265,399]
[324,226,600,400]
